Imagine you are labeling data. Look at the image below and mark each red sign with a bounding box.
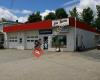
[32,48,44,58]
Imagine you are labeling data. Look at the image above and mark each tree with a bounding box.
[1,18,7,22]
[96,5,100,17]
[95,5,100,30]
[69,7,79,19]
[44,12,56,20]
[16,20,18,23]
[28,11,42,23]
[52,35,61,52]
[81,7,94,24]
[55,8,68,19]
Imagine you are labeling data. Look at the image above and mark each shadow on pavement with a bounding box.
[76,49,100,61]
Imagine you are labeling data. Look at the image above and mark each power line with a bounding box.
[10,0,14,9]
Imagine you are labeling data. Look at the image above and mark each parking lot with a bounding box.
[0,49,100,80]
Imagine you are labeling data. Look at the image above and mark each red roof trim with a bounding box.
[3,20,52,32]
[3,18,100,34]
[69,17,100,34]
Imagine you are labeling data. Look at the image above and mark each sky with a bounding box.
[0,0,100,23]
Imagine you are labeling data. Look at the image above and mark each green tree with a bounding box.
[52,36,61,52]
[96,5,100,17]
[69,7,79,19]
[95,5,100,30]
[81,7,94,24]
[55,8,68,19]
[28,11,42,23]
[1,18,7,22]
[44,12,56,20]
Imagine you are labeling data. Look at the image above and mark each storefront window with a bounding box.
[52,35,66,48]
[9,36,17,42]
[19,38,22,43]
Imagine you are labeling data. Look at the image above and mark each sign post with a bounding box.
[32,48,44,58]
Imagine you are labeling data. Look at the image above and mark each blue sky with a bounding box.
[0,0,100,22]
[0,0,70,12]
[0,0,79,22]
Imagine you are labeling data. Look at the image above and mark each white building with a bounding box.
[3,18,100,51]
[0,21,19,48]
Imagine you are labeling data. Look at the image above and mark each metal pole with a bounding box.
[10,0,14,21]
[10,0,14,9]
[74,0,77,51]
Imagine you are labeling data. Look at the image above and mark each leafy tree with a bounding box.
[16,20,18,23]
[44,12,56,20]
[95,5,100,30]
[69,7,79,19]
[81,7,94,24]
[95,18,100,29]
[96,5,100,17]
[28,11,42,23]
[55,8,68,19]
[1,18,7,22]
[52,35,61,52]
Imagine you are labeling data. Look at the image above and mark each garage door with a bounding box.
[8,37,18,48]
[26,36,38,49]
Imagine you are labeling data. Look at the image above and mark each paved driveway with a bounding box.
[0,49,100,80]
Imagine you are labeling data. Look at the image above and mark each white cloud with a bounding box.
[0,7,30,23]
[21,10,32,14]
[11,9,32,14]
[0,7,17,21]
[40,10,55,20]
[65,0,100,16]
[63,0,79,7]
[77,0,100,13]
[0,6,55,23]
[17,16,29,23]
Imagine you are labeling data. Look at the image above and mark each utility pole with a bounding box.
[74,0,77,51]
[10,0,14,9]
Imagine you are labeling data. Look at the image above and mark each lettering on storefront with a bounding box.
[39,29,52,34]
[52,18,69,27]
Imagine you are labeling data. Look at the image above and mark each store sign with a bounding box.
[39,29,52,34]
[52,18,69,27]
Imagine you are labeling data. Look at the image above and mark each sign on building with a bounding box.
[52,18,69,27]
[39,29,52,34]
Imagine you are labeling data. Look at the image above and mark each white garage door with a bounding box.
[8,37,18,48]
[26,36,38,49]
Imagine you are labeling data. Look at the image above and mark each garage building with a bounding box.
[3,18,100,51]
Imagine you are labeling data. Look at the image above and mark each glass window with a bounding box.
[52,35,67,48]
[27,36,30,38]
[35,36,38,38]
[19,38,22,43]
[12,40,14,42]
[31,40,34,42]
[31,36,34,38]
[15,40,17,42]
[27,40,30,42]
[9,40,11,42]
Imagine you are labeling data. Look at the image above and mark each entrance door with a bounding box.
[43,37,48,49]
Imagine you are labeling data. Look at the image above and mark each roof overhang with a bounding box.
[3,20,52,32]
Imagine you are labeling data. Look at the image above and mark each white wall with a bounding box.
[17,32,25,49]
[48,27,98,51]
[7,30,39,50]
[76,28,97,49]
[6,27,98,51]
